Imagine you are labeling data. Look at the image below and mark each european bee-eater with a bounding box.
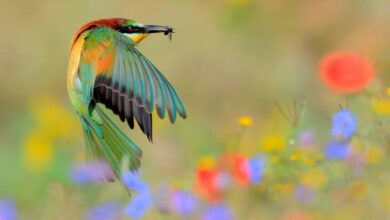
[67,18,186,177]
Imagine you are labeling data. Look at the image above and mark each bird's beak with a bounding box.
[127,25,175,43]
[143,25,174,35]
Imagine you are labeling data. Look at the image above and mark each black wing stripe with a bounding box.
[118,95,125,122]
[93,76,152,141]
[125,98,134,129]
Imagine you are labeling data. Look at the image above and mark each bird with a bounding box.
[67,18,187,178]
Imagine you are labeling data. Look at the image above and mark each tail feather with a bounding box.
[81,105,142,177]
[83,127,122,175]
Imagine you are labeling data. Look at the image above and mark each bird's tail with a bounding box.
[81,105,142,177]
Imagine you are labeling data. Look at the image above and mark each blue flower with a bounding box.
[85,202,121,220]
[331,109,357,140]
[124,193,153,220]
[121,171,149,193]
[71,161,114,184]
[0,200,17,220]
[171,190,197,216]
[247,155,265,184]
[325,141,350,159]
[202,204,233,220]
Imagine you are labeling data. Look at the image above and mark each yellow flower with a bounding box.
[198,156,216,170]
[372,99,390,115]
[22,95,80,173]
[387,88,390,96]
[260,134,286,153]
[23,130,54,173]
[289,154,300,161]
[273,182,294,196]
[237,116,252,127]
[301,169,328,189]
[30,95,78,139]
[366,146,383,164]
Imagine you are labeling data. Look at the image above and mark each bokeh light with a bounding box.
[1,0,390,219]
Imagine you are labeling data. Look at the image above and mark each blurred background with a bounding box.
[1,0,390,219]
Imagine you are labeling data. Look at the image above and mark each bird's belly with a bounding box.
[68,75,86,113]
[67,35,88,114]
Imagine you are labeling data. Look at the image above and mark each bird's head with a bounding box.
[114,19,174,43]
[71,18,174,49]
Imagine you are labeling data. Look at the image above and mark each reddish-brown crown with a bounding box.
[70,18,127,49]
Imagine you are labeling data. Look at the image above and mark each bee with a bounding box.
[164,28,174,41]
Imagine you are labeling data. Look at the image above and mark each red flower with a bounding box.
[195,167,221,202]
[319,52,374,93]
[220,153,250,186]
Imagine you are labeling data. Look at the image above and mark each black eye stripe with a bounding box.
[116,25,144,34]
[129,26,144,33]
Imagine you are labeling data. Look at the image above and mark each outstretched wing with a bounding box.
[78,26,186,141]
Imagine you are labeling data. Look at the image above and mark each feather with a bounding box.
[79,26,186,141]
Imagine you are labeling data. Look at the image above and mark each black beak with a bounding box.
[144,25,174,35]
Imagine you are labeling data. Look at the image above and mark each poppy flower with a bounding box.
[229,154,250,186]
[319,52,374,93]
[195,167,221,202]
[220,153,250,186]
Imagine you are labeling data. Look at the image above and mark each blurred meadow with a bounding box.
[1,0,390,219]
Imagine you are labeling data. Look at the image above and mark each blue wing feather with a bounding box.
[81,26,186,141]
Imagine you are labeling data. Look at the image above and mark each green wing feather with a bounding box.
[80,26,187,141]
[74,26,186,176]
